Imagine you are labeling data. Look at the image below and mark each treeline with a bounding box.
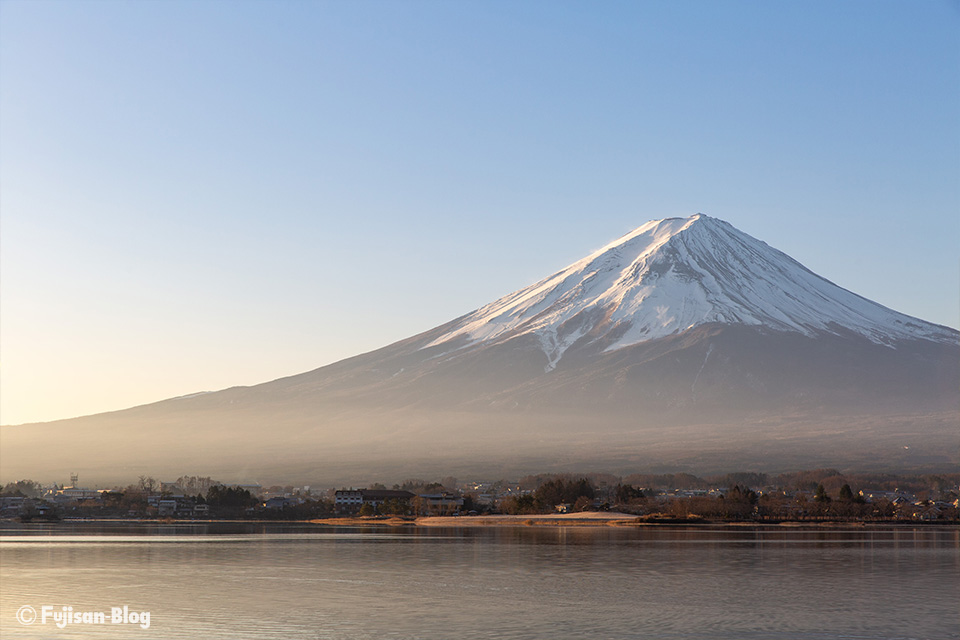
[102,483,265,517]
[488,470,959,521]
[617,469,959,496]
[515,471,760,492]
[1,479,43,498]
[1,480,335,520]
[501,478,596,514]
[516,469,958,496]
[363,478,458,494]
[651,483,955,522]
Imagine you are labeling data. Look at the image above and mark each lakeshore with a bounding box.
[318,513,960,528]
[7,512,960,529]
[307,512,642,527]
[318,512,960,530]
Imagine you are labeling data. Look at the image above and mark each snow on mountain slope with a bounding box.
[425,214,956,370]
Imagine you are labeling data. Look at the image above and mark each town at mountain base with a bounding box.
[2,214,957,484]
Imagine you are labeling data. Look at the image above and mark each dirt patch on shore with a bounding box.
[308,516,416,526]
[415,512,640,527]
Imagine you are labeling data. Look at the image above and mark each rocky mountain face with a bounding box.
[3,215,957,483]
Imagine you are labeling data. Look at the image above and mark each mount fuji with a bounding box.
[2,214,957,482]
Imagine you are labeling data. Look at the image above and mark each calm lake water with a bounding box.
[0,522,957,640]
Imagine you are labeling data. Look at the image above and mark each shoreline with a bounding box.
[6,514,956,530]
[412,514,960,528]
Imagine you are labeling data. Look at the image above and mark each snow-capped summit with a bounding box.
[425,214,954,370]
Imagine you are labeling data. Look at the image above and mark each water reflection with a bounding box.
[2,523,957,639]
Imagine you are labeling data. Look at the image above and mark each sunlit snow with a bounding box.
[423,214,955,369]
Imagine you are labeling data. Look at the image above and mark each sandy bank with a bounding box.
[305,513,640,527]
[307,516,415,526]
[415,512,640,527]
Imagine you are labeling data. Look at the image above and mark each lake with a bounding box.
[1,522,957,639]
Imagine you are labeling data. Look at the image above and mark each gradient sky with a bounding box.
[2,1,958,426]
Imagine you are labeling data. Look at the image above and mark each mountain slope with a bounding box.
[2,214,957,483]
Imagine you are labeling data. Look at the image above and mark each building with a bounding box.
[264,497,298,510]
[157,499,178,516]
[0,496,25,517]
[54,488,103,503]
[416,493,464,516]
[334,489,363,512]
[334,489,416,514]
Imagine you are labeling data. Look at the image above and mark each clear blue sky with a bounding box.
[2,0,958,425]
